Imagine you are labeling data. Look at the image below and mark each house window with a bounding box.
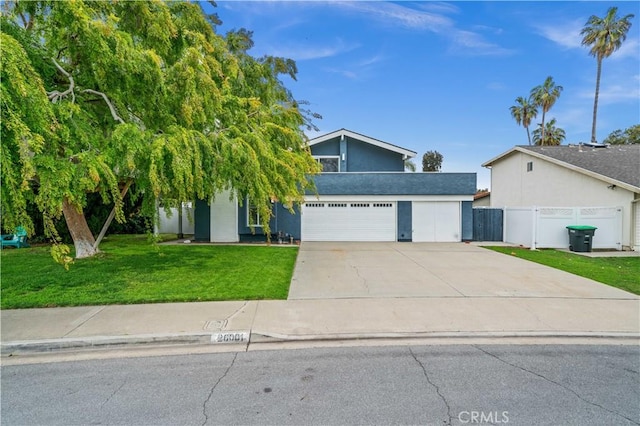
[247,201,262,227]
[314,156,340,172]
[526,161,533,172]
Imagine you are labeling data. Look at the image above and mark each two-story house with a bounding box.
[193,129,476,243]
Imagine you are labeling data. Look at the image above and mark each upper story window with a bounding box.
[314,156,340,172]
[526,161,533,172]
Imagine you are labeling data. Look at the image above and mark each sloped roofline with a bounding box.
[308,128,417,159]
[482,146,640,193]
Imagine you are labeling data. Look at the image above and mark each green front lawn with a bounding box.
[486,246,640,295]
[1,235,298,309]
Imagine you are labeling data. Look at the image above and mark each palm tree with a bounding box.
[581,7,635,144]
[530,76,563,147]
[532,118,565,146]
[404,159,417,172]
[509,96,538,145]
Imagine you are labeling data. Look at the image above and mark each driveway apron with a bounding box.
[288,242,637,300]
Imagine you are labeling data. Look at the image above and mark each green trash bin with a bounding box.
[566,225,597,252]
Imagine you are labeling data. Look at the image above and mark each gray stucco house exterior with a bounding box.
[194,129,476,242]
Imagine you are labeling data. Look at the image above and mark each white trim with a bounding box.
[308,129,416,159]
[304,194,472,202]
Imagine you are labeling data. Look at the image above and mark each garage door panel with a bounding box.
[413,202,460,242]
[302,202,396,241]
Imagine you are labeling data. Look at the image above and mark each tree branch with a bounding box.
[18,12,33,30]
[19,12,28,28]
[47,58,75,103]
[46,60,124,125]
[83,89,125,124]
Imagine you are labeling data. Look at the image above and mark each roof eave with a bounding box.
[308,128,417,159]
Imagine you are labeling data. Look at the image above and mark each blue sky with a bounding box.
[213,1,639,189]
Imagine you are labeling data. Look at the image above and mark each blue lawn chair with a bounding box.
[1,226,30,248]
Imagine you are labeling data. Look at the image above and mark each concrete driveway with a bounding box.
[288,242,636,300]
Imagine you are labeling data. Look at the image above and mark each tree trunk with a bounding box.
[526,126,532,145]
[540,110,546,146]
[93,180,133,250]
[591,57,602,143]
[62,198,99,259]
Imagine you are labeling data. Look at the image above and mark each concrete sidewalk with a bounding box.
[2,296,639,357]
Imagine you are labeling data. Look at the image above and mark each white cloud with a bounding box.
[415,2,461,16]
[448,29,515,56]
[324,67,358,80]
[334,2,513,57]
[584,83,640,105]
[358,53,386,67]
[334,1,453,31]
[537,19,639,61]
[607,39,640,60]
[535,19,584,49]
[265,38,360,61]
[473,24,504,36]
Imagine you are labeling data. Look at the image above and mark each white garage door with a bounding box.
[412,202,460,242]
[302,201,396,241]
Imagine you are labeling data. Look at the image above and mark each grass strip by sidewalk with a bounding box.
[486,246,640,295]
[1,235,298,309]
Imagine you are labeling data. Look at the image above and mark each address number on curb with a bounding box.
[211,331,250,344]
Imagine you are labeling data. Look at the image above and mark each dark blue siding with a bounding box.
[237,201,301,242]
[309,173,476,196]
[347,138,404,172]
[194,199,210,241]
[274,204,301,240]
[397,201,412,241]
[310,138,340,156]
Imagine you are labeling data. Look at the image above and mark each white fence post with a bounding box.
[531,206,538,250]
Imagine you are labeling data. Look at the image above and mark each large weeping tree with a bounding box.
[1,1,320,265]
[581,7,635,144]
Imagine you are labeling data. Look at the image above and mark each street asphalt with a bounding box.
[1,242,638,359]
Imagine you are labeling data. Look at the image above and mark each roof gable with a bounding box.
[308,129,416,159]
[483,145,640,192]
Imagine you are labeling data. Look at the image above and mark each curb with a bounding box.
[1,333,241,355]
[250,330,640,342]
[3,331,639,355]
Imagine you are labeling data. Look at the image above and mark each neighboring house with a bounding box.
[473,191,491,207]
[193,129,476,243]
[482,144,640,251]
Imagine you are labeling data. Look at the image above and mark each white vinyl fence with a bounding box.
[156,203,194,235]
[503,206,622,250]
